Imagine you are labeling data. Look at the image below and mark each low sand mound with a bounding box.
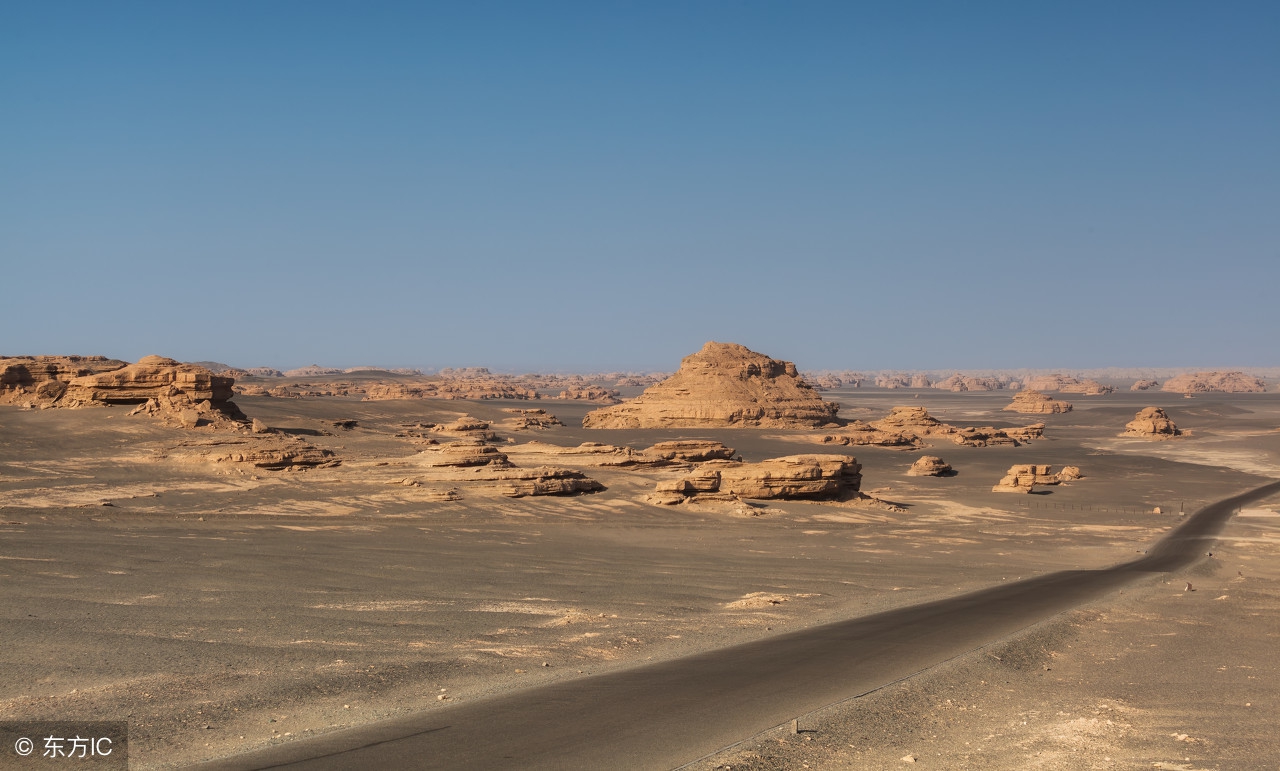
[583,342,840,429]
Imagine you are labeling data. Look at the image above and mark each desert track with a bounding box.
[194,480,1280,770]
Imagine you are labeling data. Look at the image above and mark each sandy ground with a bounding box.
[2,389,1278,768]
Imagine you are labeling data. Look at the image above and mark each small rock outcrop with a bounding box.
[1004,390,1072,414]
[1123,407,1182,439]
[643,440,737,462]
[190,438,339,469]
[1160,371,1266,394]
[501,408,564,430]
[991,464,1082,493]
[907,456,953,476]
[583,342,840,429]
[651,455,861,504]
[1130,379,1159,391]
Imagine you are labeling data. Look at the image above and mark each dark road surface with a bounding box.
[194,480,1280,770]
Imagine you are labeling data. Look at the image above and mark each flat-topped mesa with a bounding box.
[0,355,130,403]
[1161,371,1266,394]
[582,342,840,429]
[1022,374,1113,395]
[1004,389,1073,414]
[1123,407,1183,440]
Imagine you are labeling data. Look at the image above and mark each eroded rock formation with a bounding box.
[907,456,953,477]
[1123,407,1182,440]
[991,464,1083,493]
[582,342,840,429]
[1130,379,1159,391]
[1161,371,1266,394]
[651,454,862,504]
[0,356,129,403]
[1004,390,1073,414]
[643,440,736,462]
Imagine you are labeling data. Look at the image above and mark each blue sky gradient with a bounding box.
[3,2,1277,371]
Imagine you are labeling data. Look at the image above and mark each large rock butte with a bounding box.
[1160,371,1266,394]
[582,342,839,429]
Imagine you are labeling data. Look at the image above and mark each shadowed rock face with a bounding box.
[1123,406,1182,439]
[583,342,840,429]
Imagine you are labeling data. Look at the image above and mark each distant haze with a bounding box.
[3,4,1277,372]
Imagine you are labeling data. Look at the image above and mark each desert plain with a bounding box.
[2,347,1279,770]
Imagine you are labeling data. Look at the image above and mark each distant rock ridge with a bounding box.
[1022,374,1113,395]
[582,342,840,429]
[1161,371,1266,394]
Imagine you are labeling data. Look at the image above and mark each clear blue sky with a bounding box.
[3,2,1277,372]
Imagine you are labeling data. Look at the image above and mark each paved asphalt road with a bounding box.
[195,480,1280,770]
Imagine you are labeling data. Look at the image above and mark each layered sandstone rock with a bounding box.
[0,356,129,403]
[1022,374,1113,395]
[1123,407,1182,440]
[414,442,605,497]
[1004,390,1072,414]
[651,454,862,504]
[582,342,840,429]
[907,456,953,476]
[431,416,499,441]
[187,438,339,469]
[5,355,247,428]
[819,421,924,449]
[63,356,234,404]
[1161,371,1266,394]
[643,440,736,462]
[506,441,670,469]
[991,464,1082,493]
[1130,379,1159,391]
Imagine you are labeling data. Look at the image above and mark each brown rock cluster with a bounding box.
[582,342,840,429]
[1130,379,1159,391]
[1003,390,1072,414]
[501,408,564,430]
[991,464,1083,493]
[1160,371,1266,394]
[1022,374,1113,395]
[651,454,862,504]
[1123,407,1182,440]
[907,456,953,476]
